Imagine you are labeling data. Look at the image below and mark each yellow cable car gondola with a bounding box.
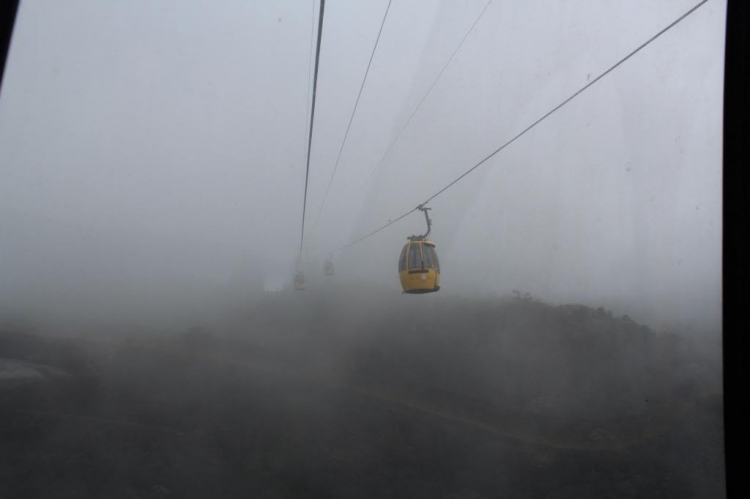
[294,270,306,291]
[398,206,440,293]
[324,257,334,276]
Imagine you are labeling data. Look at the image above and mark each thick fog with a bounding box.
[0,0,723,334]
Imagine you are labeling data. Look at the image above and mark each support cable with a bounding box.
[366,0,493,183]
[330,0,708,254]
[314,0,394,229]
[299,0,326,257]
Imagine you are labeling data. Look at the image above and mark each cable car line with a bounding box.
[301,0,316,174]
[313,0,394,230]
[419,0,708,208]
[298,0,316,248]
[298,0,326,257]
[366,0,493,183]
[332,207,418,253]
[330,0,708,255]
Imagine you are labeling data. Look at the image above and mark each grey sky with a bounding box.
[0,0,724,333]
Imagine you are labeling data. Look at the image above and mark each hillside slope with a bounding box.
[0,289,724,498]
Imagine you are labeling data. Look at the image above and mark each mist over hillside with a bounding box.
[0,285,723,498]
[0,206,720,338]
